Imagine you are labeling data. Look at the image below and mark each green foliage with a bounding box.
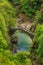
[0,49,32,65]
[13,52,32,65]
[37,35,43,57]
[0,14,10,42]
[0,14,7,37]
[34,24,43,42]
[35,11,43,23]
[35,11,41,20]
[0,31,8,49]
[0,0,43,65]
[13,0,42,18]
[0,0,17,43]
[0,49,15,65]
[13,0,20,5]
[0,0,17,28]
[34,24,43,62]
[0,1,17,64]
[22,0,42,17]
[37,35,43,63]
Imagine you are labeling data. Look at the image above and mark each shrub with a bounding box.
[20,0,42,17]
[37,35,43,61]
[0,14,10,42]
[13,52,32,65]
[34,24,43,62]
[0,0,17,28]
[0,49,15,65]
[34,24,43,42]
[0,0,17,43]
[0,31,8,49]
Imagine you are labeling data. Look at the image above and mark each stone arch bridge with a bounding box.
[9,27,34,39]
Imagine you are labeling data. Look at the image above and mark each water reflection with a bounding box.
[16,32,32,51]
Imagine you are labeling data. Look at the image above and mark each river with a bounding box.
[15,31,33,52]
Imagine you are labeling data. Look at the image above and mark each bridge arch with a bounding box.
[8,27,34,53]
[9,27,34,39]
